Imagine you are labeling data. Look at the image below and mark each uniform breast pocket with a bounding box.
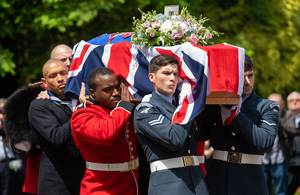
[152,169,182,186]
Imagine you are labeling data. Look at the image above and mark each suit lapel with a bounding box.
[52,101,73,117]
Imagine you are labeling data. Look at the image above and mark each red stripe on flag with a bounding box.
[194,44,240,94]
[107,42,132,80]
[196,142,206,176]
[223,109,237,126]
[69,44,92,71]
[171,96,190,124]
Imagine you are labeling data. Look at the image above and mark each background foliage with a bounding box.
[1,0,300,103]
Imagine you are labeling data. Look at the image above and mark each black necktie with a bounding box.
[172,99,177,107]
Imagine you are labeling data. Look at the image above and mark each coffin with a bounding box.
[66,33,244,107]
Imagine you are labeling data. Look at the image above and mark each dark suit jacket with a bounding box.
[28,99,85,195]
[196,90,279,195]
[134,91,209,195]
[278,109,296,161]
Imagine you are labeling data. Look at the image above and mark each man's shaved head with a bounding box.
[42,59,69,99]
[50,44,72,70]
[42,59,63,77]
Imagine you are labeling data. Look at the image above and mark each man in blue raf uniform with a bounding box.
[134,54,208,195]
[196,54,279,195]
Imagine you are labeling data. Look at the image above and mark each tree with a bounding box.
[195,0,300,99]
[0,0,300,101]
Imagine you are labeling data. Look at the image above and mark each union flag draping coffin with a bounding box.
[65,40,244,125]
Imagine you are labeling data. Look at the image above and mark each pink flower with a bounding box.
[206,30,212,39]
[190,34,199,44]
[171,33,176,40]
[150,33,155,37]
[146,27,151,33]
[143,21,150,27]
[151,21,160,28]
[198,25,203,30]
[171,28,184,40]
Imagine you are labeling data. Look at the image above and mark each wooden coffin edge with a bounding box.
[86,91,240,105]
[206,91,239,105]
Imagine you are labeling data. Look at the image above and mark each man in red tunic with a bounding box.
[71,67,139,195]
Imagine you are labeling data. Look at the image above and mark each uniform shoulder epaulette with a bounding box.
[76,101,93,111]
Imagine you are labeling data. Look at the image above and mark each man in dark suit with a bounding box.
[134,54,208,195]
[28,59,85,195]
[196,54,279,195]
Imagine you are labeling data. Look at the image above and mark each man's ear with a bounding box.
[90,88,95,99]
[149,73,155,83]
[41,78,47,87]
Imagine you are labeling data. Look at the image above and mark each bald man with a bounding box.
[50,44,73,70]
[28,60,85,195]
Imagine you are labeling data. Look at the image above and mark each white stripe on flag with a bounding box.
[102,44,112,67]
[68,41,98,78]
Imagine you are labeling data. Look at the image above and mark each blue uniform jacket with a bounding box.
[196,90,279,195]
[134,91,209,195]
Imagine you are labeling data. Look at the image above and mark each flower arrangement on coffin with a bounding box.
[131,7,221,47]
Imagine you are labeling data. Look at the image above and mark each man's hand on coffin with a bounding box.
[178,79,191,106]
[220,96,242,115]
[78,82,86,104]
[223,105,234,109]
[36,90,50,99]
[120,78,130,102]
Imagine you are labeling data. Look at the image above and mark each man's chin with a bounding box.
[243,90,252,97]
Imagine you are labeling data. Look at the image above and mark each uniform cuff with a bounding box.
[117,100,135,113]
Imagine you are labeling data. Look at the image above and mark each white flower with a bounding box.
[171,15,177,20]
[158,36,165,46]
[159,20,172,33]
[142,21,150,27]
[151,21,160,28]
[179,22,188,30]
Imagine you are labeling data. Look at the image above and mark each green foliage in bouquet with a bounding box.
[132,7,222,47]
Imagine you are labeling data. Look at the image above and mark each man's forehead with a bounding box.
[95,74,118,86]
[44,62,67,75]
[56,51,72,58]
[160,63,178,70]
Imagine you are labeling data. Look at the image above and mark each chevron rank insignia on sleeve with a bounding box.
[148,114,165,126]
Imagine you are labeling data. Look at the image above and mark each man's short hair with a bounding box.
[148,54,179,73]
[245,54,254,72]
[87,67,115,90]
[287,91,300,102]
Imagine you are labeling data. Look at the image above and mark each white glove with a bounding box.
[177,79,191,106]
[8,159,22,172]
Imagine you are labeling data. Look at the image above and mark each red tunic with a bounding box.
[22,152,42,194]
[71,102,139,195]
